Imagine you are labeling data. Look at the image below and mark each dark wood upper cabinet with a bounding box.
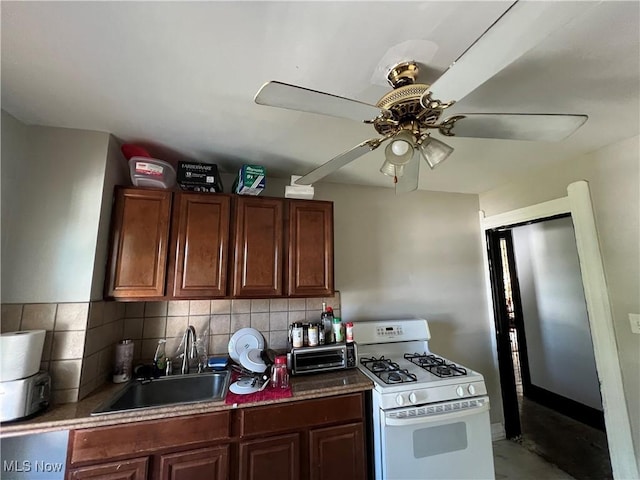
[106,187,172,299]
[286,200,334,297]
[105,188,334,300]
[168,193,231,298]
[232,196,284,297]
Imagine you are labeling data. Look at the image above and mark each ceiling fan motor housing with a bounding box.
[374,84,443,136]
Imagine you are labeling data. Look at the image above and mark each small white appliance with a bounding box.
[0,329,50,422]
[354,318,494,480]
[0,371,51,422]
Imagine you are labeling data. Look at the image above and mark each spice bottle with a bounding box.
[308,323,319,347]
[292,323,304,348]
[303,323,310,347]
[346,322,354,343]
[332,317,344,343]
[270,355,290,389]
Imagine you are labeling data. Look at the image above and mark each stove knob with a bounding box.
[456,386,465,397]
[409,392,418,404]
[396,394,405,406]
[468,384,476,396]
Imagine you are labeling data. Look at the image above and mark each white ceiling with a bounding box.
[2,1,639,194]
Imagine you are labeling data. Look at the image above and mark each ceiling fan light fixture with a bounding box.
[419,135,454,169]
[385,130,415,166]
[380,160,404,178]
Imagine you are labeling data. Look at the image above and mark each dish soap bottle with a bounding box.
[154,339,167,376]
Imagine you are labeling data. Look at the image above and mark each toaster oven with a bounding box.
[287,342,357,375]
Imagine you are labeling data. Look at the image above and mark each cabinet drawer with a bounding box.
[69,411,230,466]
[238,394,363,437]
[67,456,148,480]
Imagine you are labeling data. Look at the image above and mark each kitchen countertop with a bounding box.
[0,369,372,438]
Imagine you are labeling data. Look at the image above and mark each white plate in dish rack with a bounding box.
[228,377,261,394]
[228,328,265,363]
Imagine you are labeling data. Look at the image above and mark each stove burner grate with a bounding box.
[404,352,468,377]
[360,356,418,384]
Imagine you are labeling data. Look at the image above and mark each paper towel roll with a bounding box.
[1,330,46,382]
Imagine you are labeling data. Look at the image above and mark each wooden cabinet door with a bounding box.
[232,197,283,297]
[168,193,230,298]
[158,446,228,480]
[309,423,365,480]
[286,200,334,297]
[239,433,300,480]
[67,457,148,480]
[106,187,172,299]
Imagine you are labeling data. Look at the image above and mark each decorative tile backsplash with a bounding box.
[0,292,340,404]
[123,293,341,364]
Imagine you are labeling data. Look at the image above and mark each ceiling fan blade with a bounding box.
[395,150,420,195]
[295,138,381,185]
[255,81,390,123]
[441,113,588,141]
[429,1,600,103]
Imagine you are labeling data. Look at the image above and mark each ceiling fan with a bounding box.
[254,1,594,193]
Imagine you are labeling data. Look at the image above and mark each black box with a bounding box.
[177,161,224,193]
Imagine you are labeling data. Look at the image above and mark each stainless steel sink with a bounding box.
[91,371,230,415]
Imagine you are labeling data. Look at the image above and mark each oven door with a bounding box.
[379,396,494,480]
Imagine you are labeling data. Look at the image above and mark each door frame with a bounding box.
[479,180,638,480]
[485,228,521,439]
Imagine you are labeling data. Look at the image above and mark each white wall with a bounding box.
[513,217,602,410]
[1,111,110,303]
[90,136,129,300]
[312,182,502,424]
[1,110,28,301]
[480,134,640,466]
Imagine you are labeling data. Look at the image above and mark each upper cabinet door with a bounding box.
[286,200,334,297]
[169,193,231,298]
[232,197,284,297]
[106,187,172,299]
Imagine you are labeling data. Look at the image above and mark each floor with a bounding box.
[495,339,613,480]
[493,438,575,480]
[516,391,612,480]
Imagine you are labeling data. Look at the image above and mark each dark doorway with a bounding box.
[486,215,613,479]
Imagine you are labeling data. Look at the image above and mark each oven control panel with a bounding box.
[354,319,431,344]
[379,380,488,410]
[376,326,404,337]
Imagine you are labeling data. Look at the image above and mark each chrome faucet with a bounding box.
[180,326,198,375]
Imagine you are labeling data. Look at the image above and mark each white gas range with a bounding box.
[354,318,494,480]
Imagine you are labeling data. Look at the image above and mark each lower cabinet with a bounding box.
[158,446,229,480]
[66,393,367,480]
[239,433,300,480]
[67,457,148,480]
[309,423,365,480]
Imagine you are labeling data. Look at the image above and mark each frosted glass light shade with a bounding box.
[380,160,404,178]
[385,131,415,166]
[419,136,454,169]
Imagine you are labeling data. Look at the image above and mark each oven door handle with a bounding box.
[384,402,489,426]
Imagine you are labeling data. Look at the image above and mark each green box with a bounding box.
[233,164,266,195]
